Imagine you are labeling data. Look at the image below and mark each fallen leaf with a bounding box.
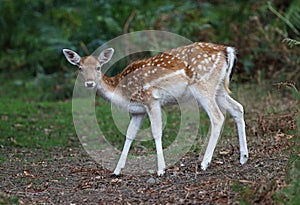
[219,150,230,155]
[215,161,224,165]
[23,169,36,178]
[24,170,32,176]
[111,178,122,183]
[239,179,255,184]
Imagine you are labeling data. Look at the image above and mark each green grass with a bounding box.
[0,73,77,150]
[274,92,300,204]
[232,181,253,205]
[0,192,21,205]
[275,156,300,204]
[0,155,4,164]
[0,98,77,148]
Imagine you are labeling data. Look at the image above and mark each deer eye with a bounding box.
[78,66,83,72]
[96,66,101,72]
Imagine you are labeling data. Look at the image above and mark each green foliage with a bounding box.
[0,0,299,99]
[269,0,300,37]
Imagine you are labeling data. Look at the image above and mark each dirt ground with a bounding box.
[0,89,298,204]
[0,130,294,204]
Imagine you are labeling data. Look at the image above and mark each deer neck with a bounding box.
[96,72,125,105]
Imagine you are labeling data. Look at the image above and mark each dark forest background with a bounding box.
[0,0,299,100]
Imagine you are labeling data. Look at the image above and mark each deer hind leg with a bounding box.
[189,85,225,170]
[216,92,248,165]
[146,100,166,176]
[113,113,145,176]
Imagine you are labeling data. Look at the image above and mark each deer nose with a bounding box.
[85,81,96,88]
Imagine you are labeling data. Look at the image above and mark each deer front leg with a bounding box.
[113,113,145,176]
[147,101,166,176]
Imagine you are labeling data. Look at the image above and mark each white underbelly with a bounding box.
[154,83,192,106]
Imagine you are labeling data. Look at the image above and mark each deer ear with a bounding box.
[62,49,81,66]
[98,48,114,65]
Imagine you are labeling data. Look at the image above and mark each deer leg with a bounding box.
[190,86,225,170]
[201,100,224,170]
[216,93,248,165]
[147,101,166,176]
[113,113,145,175]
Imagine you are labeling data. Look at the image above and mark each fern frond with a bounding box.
[268,1,300,35]
[285,0,300,31]
[283,38,300,48]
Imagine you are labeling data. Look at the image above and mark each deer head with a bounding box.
[62,48,114,88]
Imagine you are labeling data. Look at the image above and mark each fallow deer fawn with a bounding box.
[63,42,248,176]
